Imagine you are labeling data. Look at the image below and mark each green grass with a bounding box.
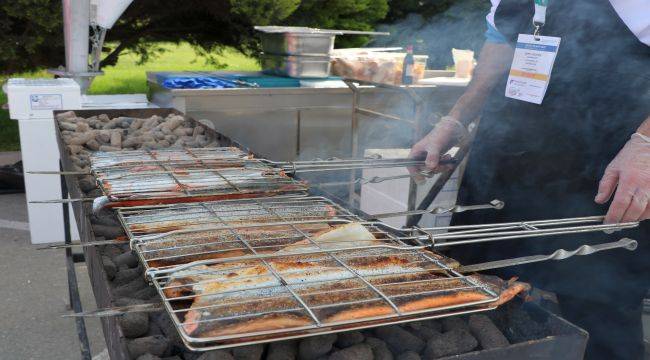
[0,43,260,151]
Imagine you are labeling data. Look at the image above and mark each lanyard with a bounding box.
[533,0,549,37]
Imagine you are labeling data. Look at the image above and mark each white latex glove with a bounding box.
[408,117,466,176]
[595,133,650,224]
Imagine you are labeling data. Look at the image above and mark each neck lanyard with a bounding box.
[533,0,549,37]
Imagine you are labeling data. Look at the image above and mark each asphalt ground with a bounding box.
[0,191,107,359]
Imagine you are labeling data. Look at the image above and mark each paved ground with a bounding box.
[0,192,107,359]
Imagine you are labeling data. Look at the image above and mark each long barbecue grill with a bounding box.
[46,108,642,359]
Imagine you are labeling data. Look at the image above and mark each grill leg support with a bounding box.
[60,162,92,360]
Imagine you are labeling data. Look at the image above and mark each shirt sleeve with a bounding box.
[485,0,507,43]
[485,20,508,43]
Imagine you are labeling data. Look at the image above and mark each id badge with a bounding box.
[505,34,561,104]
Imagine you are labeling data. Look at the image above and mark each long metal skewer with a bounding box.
[372,200,505,219]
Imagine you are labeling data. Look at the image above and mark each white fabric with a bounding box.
[486,0,650,46]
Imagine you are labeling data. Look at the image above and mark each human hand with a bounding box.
[595,133,650,223]
[408,116,467,179]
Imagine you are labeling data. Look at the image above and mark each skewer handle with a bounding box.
[36,238,125,250]
[458,238,638,273]
[372,199,504,218]
[29,198,90,204]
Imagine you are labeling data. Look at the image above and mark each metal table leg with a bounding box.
[60,162,92,360]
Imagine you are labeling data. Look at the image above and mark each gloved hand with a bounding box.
[595,133,650,223]
[408,116,467,177]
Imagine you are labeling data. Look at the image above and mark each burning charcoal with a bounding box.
[76,122,90,133]
[335,331,364,348]
[113,276,147,297]
[67,144,84,154]
[196,350,235,360]
[99,145,121,152]
[86,139,102,151]
[102,256,117,280]
[468,314,509,350]
[328,343,372,360]
[404,323,441,342]
[129,118,144,130]
[111,130,122,148]
[396,351,420,360]
[127,335,169,358]
[298,334,337,360]
[67,131,96,146]
[119,311,149,338]
[92,224,125,239]
[56,110,77,121]
[112,266,143,286]
[364,337,393,360]
[173,127,193,137]
[266,340,298,360]
[441,317,468,332]
[374,325,425,354]
[59,122,78,131]
[114,251,140,268]
[136,354,161,360]
[422,328,478,359]
[232,344,265,360]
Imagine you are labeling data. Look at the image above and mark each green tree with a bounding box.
[0,0,389,73]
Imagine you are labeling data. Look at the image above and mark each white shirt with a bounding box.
[487,0,650,46]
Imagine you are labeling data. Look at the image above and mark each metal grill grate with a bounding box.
[117,196,499,350]
[90,148,308,204]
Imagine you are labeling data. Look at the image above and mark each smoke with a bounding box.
[371,0,490,69]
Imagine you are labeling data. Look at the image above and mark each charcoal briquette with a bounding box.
[422,328,478,359]
[364,337,393,360]
[468,314,509,350]
[132,285,158,300]
[334,330,365,348]
[196,350,235,360]
[232,344,265,360]
[404,323,441,342]
[374,325,425,354]
[298,334,337,360]
[102,256,117,280]
[266,340,298,360]
[92,224,124,239]
[396,351,421,360]
[112,266,144,286]
[136,354,162,360]
[113,276,147,297]
[127,335,169,358]
[441,317,469,332]
[119,311,149,338]
[328,343,373,360]
[114,251,139,268]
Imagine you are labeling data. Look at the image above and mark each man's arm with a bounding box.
[448,43,514,127]
[596,116,650,223]
[409,42,514,170]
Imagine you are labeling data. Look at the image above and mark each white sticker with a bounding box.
[29,94,63,110]
[505,34,561,104]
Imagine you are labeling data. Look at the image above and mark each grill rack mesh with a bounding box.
[117,196,499,350]
[90,148,308,202]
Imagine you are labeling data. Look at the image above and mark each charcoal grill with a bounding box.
[49,108,640,359]
[114,195,638,351]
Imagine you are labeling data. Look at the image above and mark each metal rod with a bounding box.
[60,161,92,360]
[63,302,163,318]
[458,238,638,273]
[28,170,90,175]
[30,198,91,204]
[372,199,504,219]
[36,238,125,250]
